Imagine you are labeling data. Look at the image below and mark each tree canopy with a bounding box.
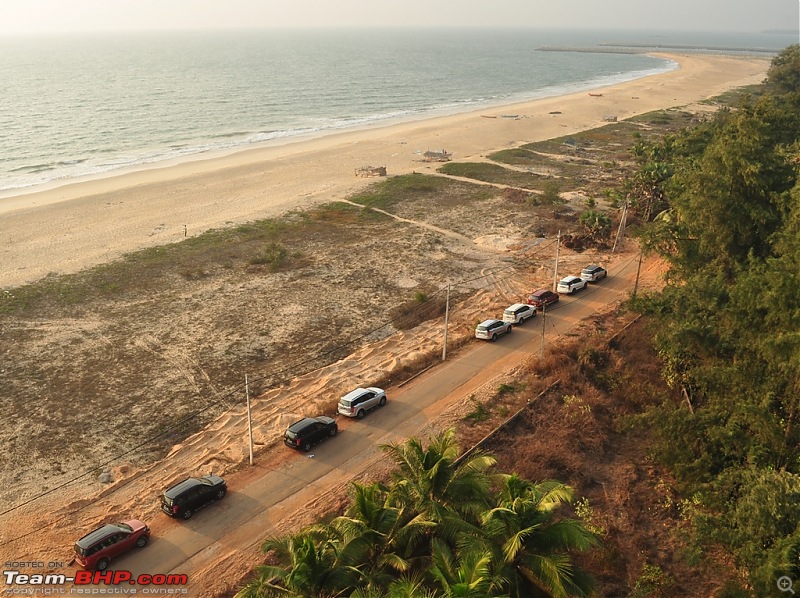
[635,44,800,595]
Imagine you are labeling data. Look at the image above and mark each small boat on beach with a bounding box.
[588,92,603,97]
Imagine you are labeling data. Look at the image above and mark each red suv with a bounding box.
[73,519,150,570]
[527,289,559,309]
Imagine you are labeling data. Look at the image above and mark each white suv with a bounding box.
[337,387,387,419]
[556,275,587,294]
[502,303,537,325]
[580,265,607,282]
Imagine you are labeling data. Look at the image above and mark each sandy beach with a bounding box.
[0,53,769,289]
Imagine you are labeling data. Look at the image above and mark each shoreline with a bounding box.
[0,53,770,289]
[0,57,679,204]
[0,57,679,208]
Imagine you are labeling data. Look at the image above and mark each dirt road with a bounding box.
[99,253,645,595]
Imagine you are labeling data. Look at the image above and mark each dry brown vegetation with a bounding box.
[452,312,736,597]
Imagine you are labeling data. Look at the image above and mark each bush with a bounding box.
[540,180,563,204]
[250,242,288,271]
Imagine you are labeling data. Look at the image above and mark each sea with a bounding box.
[0,28,795,197]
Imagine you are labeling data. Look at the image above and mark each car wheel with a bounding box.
[329,426,337,437]
[216,489,226,500]
[303,442,312,452]
[491,334,498,342]
[182,508,193,520]
[96,558,110,571]
[357,409,366,419]
[135,535,148,548]
[379,396,386,406]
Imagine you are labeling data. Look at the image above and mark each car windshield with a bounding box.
[340,398,353,407]
[117,523,133,532]
[503,310,513,315]
[285,430,297,439]
[74,543,85,557]
[163,495,174,506]
[477,325,488,331]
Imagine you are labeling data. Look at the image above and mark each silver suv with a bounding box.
[337,387,387,419]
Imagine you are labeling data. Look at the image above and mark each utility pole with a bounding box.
[540,303,546,358]
[442,283,450,361]
[612,202,628,253]
[246,374,253,466]
[552,230,561,292]
[633,251,643,298]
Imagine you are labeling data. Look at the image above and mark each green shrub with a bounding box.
[250,242,288,271]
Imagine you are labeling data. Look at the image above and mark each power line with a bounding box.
[0,238,568,543]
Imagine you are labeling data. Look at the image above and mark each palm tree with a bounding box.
[381,429,496,527]
[237,433,601,598]
[428,538,509,598]
[235,530,350,598]
[578,209,612,242]
[481,475,599,598]
[348,575,439,598]
[325,481,431,590]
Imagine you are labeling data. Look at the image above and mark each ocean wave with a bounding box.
[9,163,57,174]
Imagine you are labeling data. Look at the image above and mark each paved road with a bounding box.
[112,254,642,593]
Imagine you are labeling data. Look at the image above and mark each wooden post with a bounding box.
[540,303,546,358]
[246,374,253,466]
[612,202,628,253]
[552,230,561,292]
[633,251,643,298]
[442,283,450,361]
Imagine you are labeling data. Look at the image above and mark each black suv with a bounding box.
[284,416,338,452]
[161,474,227,520]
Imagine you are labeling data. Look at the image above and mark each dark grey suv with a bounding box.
[284,416,338,451]
[161,475,227,520]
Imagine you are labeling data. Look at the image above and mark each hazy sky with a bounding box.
[1,0,798,35]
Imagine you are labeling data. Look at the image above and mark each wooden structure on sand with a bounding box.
[422,149,452,162]
[355,165,387,177]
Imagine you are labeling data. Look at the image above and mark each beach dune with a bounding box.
[0,54,769,289]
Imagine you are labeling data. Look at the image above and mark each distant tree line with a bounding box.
[632,44,800,596]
